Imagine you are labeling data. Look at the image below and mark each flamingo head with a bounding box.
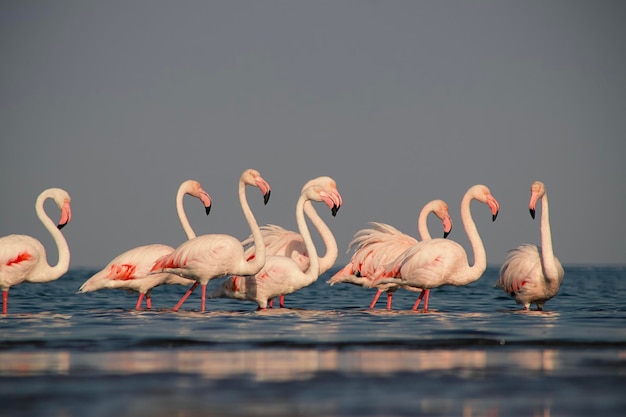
[184,180,213,215]
[528,181,546,219]
[302,178,343,217]
[431,199,453,238]
[48,188,72,230]
[242,169,271,205]
[471,184,500,221]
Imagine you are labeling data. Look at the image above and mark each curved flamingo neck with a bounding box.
[239,179,266,275]
[176,184,196,240]
[459,190,487,284]
[417,201,436,241]
[32,190,70,282]
[539,193,560,282]
[303,201,337,274]
[297,196,319,281]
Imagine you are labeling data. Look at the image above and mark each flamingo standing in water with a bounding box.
[236,176,343,308]
[0,188,72,314]
[496,181,564,310]
[77,180,212,310]
[150,169,271,312]
[371,185,500,311]
[328,199,453,310]
[209,178,342,309]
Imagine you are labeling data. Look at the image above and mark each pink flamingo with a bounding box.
[77,180,212,310]
[208,177,342,309]
[0,188,72,314]
[328,199,453,310]
[372,185,500,312]
[496,181,564,310]
[150,169,271,312]
[237,176,343,308]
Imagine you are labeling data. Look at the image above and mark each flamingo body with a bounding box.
[210,177,343,310]
[77,180,211,309]
[372,185,500,310]
[236,176,342,307]
[328,199,453,310]
[496,181,564,310]
[150,169,272,312]
[0,188,72,314]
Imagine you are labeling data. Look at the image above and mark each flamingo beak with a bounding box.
[58,201,72,229]
[263,190,271,205]
[529,208,536,219]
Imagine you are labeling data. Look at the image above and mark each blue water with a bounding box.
[1,266,625,417]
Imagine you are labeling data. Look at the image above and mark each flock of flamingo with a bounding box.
[0,169,564,315]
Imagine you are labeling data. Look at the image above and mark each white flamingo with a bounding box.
[0,188,72,314]
[150,169,271,312]
[496,181,564,310]
[328,199,453,310]
[237,176,342,307]
[77,180,212,309]
[209,178,342,309]
[371,185,500,311]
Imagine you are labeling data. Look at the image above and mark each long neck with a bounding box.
[297,196,319,280]
[303,201,337,274]
[417,202,434,241]
[33,192,70,282]
[176,186,196,240]
[459,192,486,284]
[239,181,265,275]
[539,193,560,283]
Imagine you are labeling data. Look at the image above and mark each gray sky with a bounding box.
[1,1,625,268]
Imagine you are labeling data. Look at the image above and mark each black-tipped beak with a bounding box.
[529,208,535,219]
[57,222,67,230]
[263,190,271,205]
[492,212,499,222]
[205,206,211,216]
[331,205,340,217]
[443,231,450,239]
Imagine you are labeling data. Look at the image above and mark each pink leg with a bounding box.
[411,290,426,311]
[279,295,285,308]
[173,282,199,312]
[386,292,393,310]
[422,290,430,312]
[369,289,382,309]
[135,293,145,310]
[2,290,8,315]
[200,284,207,312]
[146,295,152,310]
[268,299,274,308]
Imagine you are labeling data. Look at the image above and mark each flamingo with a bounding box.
[496,181,564,310]
[371,184,500,311]
[150,169,271,312]
[0,188,72,314]
[328,199,453,310]
[208,178,342,309]
[237,176,343,308]
[77,180,212,310]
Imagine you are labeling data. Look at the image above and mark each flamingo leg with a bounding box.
[2,290,8,315]
[135,293,145,310]
[173,281,199,312]
[279,295,285,308]
[200,284,207,312]
[146,295,152,309]
[411,290,426,311]
[268,299,274,308]
[369,289,382,309]
[422,289,430,312]
[386,292,393,310]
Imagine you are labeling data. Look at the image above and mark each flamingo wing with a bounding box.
[243,224,309,271]
[0,235,43,287]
